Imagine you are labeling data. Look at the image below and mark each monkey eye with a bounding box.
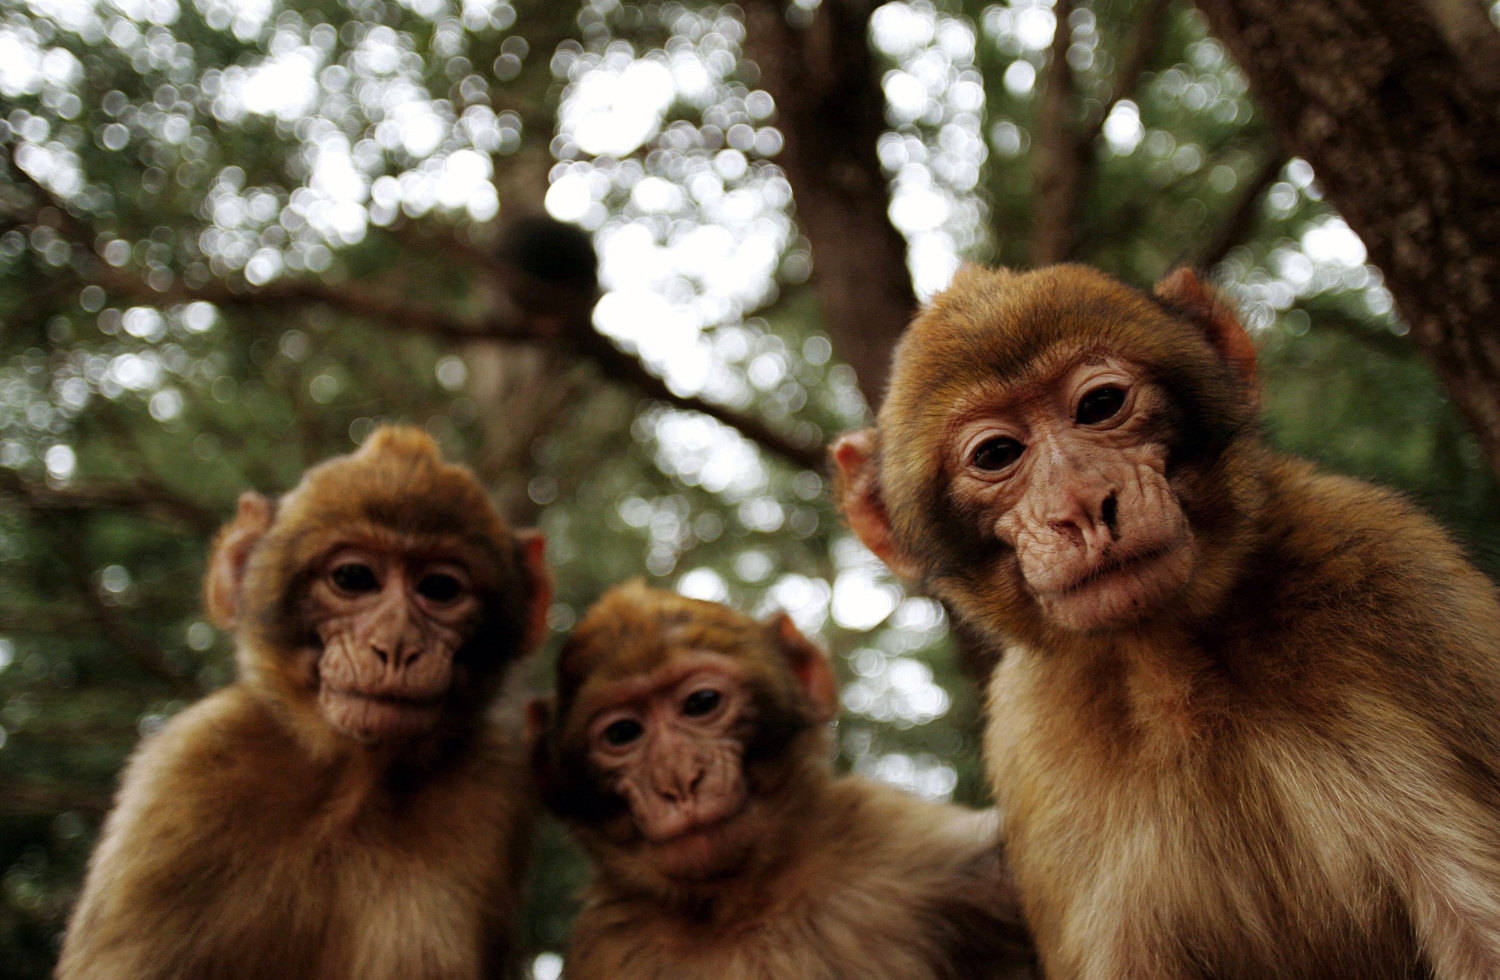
[416,573,464,603]
[1076,384,1127,425]
[330,562,379,595]
[601,718,644,747]
[682,689,722,717]
[971,436,1024,472]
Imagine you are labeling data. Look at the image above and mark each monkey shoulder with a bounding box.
[1247,457,1500,704]
[68,686,530,977]
[1259,456,1499,623]
[818,777,1023,917]
[788,779,1032,977]
[567,780,1031,979]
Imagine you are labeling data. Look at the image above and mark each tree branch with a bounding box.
[0,782,114,816]
[1031,0,1084,264]
[1183,152,1286,271]
[8,144,824,473]
[0,469,221,535]
[1078,0,1175,146]
[47,518,200,697]
[573,331,825,472]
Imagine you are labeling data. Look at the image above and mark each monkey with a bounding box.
[530,580,1037,980]
[833,264,1500,978]
[57,426,550,980]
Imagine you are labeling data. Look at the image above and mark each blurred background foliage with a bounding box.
[1,0,1497,974]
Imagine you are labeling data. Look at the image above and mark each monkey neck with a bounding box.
[237,664,479,791]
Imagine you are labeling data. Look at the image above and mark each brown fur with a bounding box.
[534,582,1035,979]
[836,265,1500,978]
[57,427,547,979]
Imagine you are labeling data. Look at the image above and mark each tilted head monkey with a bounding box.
[836,265,1500,978]
[58,426,550,980]
[532,581,1036,979]
[204,425,549,751]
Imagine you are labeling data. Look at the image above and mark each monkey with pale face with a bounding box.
[531,581,1036,980]
[836,264,1500,978]
[59,427,549,980]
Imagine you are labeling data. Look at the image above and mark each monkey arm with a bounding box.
[57,690,293,979]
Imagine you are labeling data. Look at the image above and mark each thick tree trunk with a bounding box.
[740,0,917,414]
[1192,0,1500,482]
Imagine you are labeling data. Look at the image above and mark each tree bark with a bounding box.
[740,0,917,414]
[1192,0,1500,482]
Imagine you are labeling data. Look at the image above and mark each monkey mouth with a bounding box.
[1058,544,1173,596]
[644,808,751,879]
[1036,538,1194,631]
[320,687,445,740]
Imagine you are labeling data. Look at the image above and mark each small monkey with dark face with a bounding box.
[835,264,1500,978]
[530,581,1035,979]
[58,427,549,979]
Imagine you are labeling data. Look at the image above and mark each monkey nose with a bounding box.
[656,766,705,803]
[1100,492,1119,536]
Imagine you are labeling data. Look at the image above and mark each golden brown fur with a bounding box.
[534,583,1035,980]
[836,265,1500,978]
[58,427,546,979]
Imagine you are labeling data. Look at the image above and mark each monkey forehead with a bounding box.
[879,265,1211,452]
[557,581,778,700]
[278,426,512,546]
[886,267,1167,404]
[570,651,747,720]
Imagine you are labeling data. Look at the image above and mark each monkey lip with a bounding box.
[1035,538,1194,630]
[643,808,751,878]
[1056,544,1174,596]
[320,687,445,739]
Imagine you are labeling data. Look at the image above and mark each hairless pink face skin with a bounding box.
[948,357,1195,632]
[310,545,483,741]
[584,654,755,878]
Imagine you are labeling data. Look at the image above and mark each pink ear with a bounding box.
[770,613,838,722]
[831,430,922,580]
[204,492,274,630]
[516,530,552,653]
[1153,268,1259,400]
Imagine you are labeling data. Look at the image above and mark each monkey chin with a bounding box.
[1033,538,1196,633]
[642,810,755,882]
[319,687,445,743]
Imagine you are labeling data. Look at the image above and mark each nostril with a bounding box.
[1101,494,1119,535]
[371,645,389,666]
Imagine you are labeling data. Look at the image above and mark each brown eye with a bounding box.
[1076,385,1126,425]
[330,562,379,595]
[602,718,643,747]
[682,689,721,717]
[416,573,463,603]
[972,436,1024,472]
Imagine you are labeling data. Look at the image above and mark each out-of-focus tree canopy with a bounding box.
[1,0,1496,974]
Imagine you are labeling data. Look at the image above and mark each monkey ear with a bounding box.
[1153,268,1260,401]
[515,530,552,652]
[770,613,838,723]
[204,492,275,631]
[831,429,923,581]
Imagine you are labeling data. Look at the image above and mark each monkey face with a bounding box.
[309,544,483,741]
[537,582,836,889]
[836,264,1260,644]
[580,655,757,879]
[207,426,550,749]
[949,356,1197,632]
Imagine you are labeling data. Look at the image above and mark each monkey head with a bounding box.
[204,426,550,745]
[835,265,1264,644]
[530,581,836,893]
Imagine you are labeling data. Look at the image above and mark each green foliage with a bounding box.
[0,0,1495,976]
